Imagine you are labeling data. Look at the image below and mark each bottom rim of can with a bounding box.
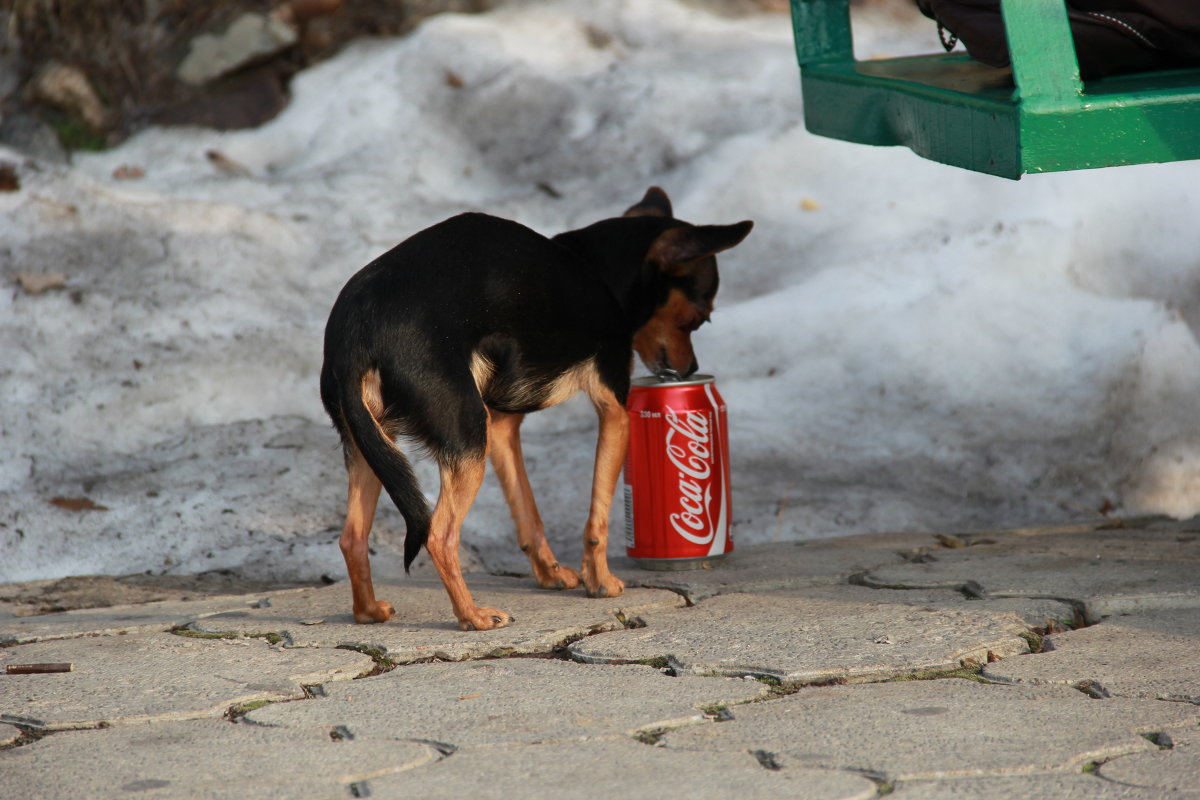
[629,554,728,571]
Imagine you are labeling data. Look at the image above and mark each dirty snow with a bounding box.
[3,0,1200,583]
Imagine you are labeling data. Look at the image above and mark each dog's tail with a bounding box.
[331,368,432,571]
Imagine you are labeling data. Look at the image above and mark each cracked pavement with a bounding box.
[2,521,1198,798]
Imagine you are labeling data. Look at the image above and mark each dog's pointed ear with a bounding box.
[648,220,753,274]
[624,186,673,218]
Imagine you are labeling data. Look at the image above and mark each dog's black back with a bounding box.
[321,201,751,568]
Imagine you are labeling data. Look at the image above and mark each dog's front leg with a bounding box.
[581,390,628,598]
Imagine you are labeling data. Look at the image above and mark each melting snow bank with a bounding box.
[3,0,1200,582]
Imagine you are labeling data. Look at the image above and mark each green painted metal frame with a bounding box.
[790,0,1200,178]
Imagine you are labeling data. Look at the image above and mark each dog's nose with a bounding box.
[681,358,699,379]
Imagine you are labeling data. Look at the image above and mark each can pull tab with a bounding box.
[654,368,684,382]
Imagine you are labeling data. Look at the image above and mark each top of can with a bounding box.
[632,373,716,388]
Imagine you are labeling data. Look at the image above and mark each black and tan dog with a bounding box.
[320,188,752,630]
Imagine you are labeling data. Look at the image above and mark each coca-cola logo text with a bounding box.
[664,406,715,544]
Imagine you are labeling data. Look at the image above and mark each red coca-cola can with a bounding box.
[624,374,732,569]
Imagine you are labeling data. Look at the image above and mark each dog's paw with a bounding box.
[536,563,581,591]
[584,573,625,599]
[458,606,514,631]
[353,600,395,624]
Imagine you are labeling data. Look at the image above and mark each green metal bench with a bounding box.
[790,0,1200,178]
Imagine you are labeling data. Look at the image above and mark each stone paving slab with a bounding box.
[568,586,1034,686]
[367,739,879,800]
[954,595,1077,629]
[663,679,1200,781]
[1,522,1195,799]
[945,525,1200,561]
[606,531,946,601]
[0,592,290,646]
[863,550,1200,623]
[0,719,438,799]
[247,657,769,746]
[0,573,311,618]
[0,576,199,619]
[188,575,686,663]
[0,633,374,730]
[1099,746,1200,797]
[888,773,1178,799]
[774,584,1076,629]
[984,608,1200,703]
[1095,719,1200,797]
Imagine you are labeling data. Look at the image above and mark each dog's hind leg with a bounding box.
[339,447,395,623]
[488,411,582,591]
[426,454,514,631]
[580,387,628,598]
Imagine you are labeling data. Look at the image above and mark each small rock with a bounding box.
[112,165,145,180]
[15,272,69,296]
[177,13,299,87]
[26,62,112,133]
[48,496,107,512]
[206,150,253,178]
[0,163,19,191]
